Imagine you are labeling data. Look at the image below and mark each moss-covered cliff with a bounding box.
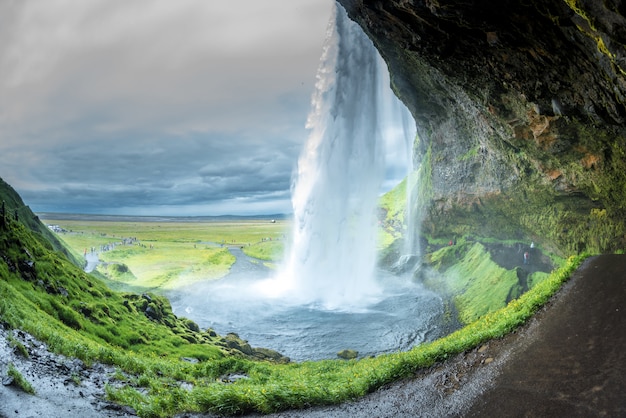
[339,0,626,255]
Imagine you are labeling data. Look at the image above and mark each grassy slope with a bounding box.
[0,218,241,361]
[426,241,554,324]
[0,179,82,266]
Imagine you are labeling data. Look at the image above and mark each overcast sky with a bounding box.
[0,0,409,216]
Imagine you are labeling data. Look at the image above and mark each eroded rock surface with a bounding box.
[340,0,626,254]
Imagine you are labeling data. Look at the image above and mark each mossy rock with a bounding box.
[337,349,358,360]
[182,318,200,332]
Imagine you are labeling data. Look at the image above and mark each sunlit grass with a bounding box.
[242,240,283,261]
[99,243,234,290]
[44,218,289,291]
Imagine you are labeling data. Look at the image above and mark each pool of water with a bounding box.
[167,248,445,362]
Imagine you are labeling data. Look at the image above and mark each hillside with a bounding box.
[0,176,292,415]
[0,178,83,266]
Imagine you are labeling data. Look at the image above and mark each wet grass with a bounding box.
[104,254,587,416]
[425,239,560,324]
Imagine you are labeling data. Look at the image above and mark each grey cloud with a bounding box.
[0,1,334,215]
[15,128,299,214]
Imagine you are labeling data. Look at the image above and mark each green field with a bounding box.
[43,218,289,292]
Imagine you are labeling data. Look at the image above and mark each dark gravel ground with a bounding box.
[2,255,624,418]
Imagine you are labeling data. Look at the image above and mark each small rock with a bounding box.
[144,306,159,320]
[484,357,494,364]
[221,373,249,383]
[337,349,358,360]
[2,375,14,386]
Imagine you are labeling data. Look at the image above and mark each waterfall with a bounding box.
[269,2,416,309]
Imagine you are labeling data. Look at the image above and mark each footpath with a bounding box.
[466,254,625,417]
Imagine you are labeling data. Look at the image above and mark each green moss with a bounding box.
[423,117,626,255]
[426,242,522,324]
[564,0,595,30]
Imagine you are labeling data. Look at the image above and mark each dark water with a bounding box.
[167,248,444,362]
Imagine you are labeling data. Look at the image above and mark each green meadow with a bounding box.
[45,218,289,292]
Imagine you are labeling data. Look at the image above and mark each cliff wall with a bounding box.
[339,0,626,254]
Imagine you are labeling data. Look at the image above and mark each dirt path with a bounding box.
[466,254,626,417]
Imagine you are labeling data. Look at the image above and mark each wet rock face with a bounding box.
[339,0,626,251]
[339,0,625,124]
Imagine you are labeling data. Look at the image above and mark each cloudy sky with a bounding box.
[0,0,409,216]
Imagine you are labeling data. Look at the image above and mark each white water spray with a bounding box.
[268,3,416,309]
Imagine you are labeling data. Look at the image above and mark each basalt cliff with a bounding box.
[339,0,626,255]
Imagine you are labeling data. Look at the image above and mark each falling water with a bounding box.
[169,4,445,360]
[271,3,417,309]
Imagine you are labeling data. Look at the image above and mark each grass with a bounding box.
[7,363,36,394]
[424,239,560,324]
[427,242,521,323]
[0,219,245,365]
[42,218,289,292]
[103,254,587,417]
[7,333,29,358]
[1,212,590,416]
